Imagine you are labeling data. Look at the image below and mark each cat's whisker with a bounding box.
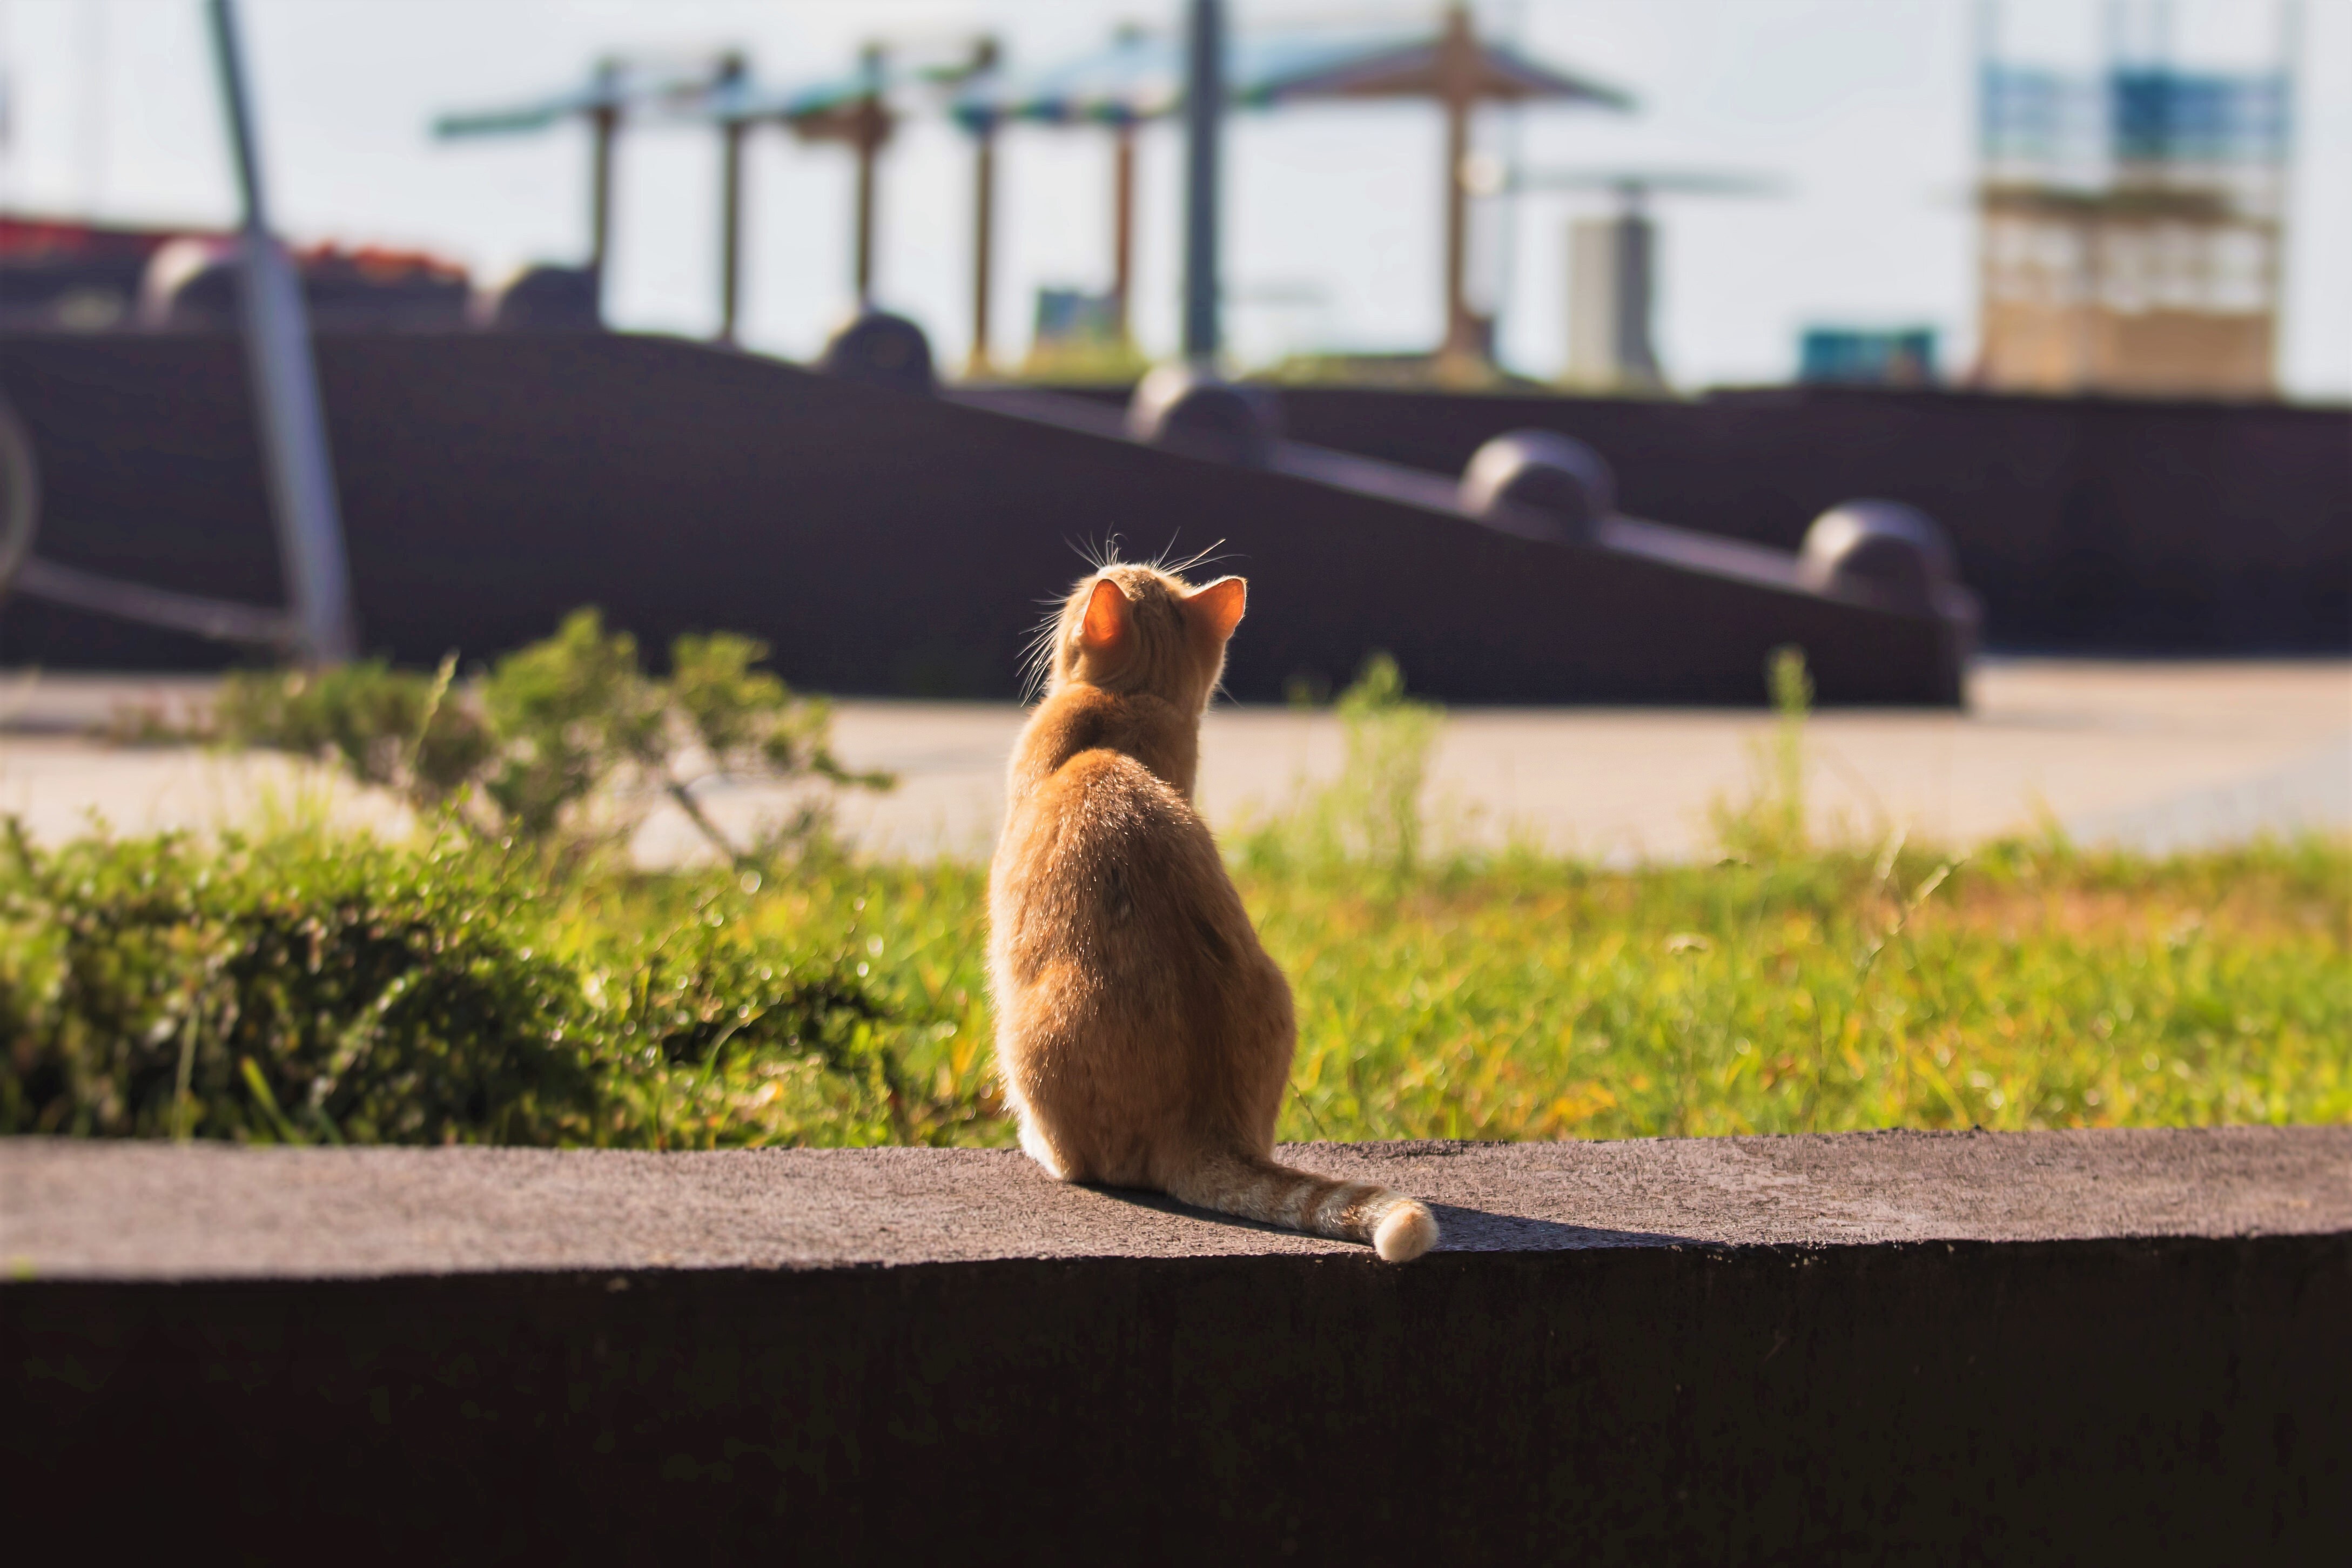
[1152,537,1232,577]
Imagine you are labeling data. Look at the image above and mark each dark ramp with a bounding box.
[4,1129,2345,1563]
[0,333,1959,703]
[1249,382,2352,653]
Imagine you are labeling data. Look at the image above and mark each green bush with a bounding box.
[0,820,949,1146]
[209,609,890,864]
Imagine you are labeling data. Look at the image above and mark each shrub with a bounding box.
[0,820,944,1146]
[209,609,891,864]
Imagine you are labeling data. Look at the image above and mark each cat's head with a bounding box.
[1036,563,1247,714]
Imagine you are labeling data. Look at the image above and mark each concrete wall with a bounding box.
[1256,384,2352,653]
[0,334,1956,704]
[5,1129,2345,1562]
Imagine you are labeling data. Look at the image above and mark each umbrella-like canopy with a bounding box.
[956,6,1634,371]
[432,59,722,138]
[434,56,740,308]
[953,20,1629,125]
[676,44,990,329]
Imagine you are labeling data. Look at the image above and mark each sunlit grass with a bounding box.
[1253,836,2349,1140]
[744,832,2349,1147]
[13,647,2346,1149]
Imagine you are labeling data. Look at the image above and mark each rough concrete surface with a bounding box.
[10,1129,2347,1563]
[5,1126,2344,1281]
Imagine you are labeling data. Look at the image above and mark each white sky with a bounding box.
[1,0,2345,398]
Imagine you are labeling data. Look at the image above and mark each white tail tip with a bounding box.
[1374,1200,1440,1263]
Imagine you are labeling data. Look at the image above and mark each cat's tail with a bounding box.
[1164,1153,1440,1263]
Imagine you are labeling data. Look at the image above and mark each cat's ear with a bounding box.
[1079,576,1131,654]
[1182,576,1247,642]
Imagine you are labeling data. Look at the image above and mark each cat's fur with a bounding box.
[987,562,1439,1263]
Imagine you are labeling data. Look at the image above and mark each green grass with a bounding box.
[1252,836,2349,1139]
[734,833,2350,1146]
[5,817,2343,1147]
[12,644,2347,1148]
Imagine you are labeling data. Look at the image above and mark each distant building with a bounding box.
[1799,328,1939,387]
[1564,214,1662,392]
[1974,47,2290,398]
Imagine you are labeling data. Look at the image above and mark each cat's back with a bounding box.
[991,690,1240,969]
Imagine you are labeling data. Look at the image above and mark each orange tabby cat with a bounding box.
[988,562,1440,1263]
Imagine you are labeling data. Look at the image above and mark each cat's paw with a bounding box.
[1374,1200,1439,1263]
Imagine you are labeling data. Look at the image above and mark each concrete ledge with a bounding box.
[6,1128,2348,1562]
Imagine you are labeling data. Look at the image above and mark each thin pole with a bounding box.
[2260,0,2300,393]
[715,54,748,344]
[969,122,995,374]
[1970,0,1998,386]
[854,44,884,304]
[1439,4,1480,368]
[719,118,745,342]
[964,36,1000,376]
[587,57,620,316]
[1181,0,1223,364]
[205,0,355,665]
[854,141,877,302]
[1111,121,1136,341]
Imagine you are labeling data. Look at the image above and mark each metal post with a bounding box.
[1181,0,1224,364]
[205,0,355,665]
[964,37,1000,378]
[716,53,750,344]
[969,123,996,374]
[1438,4,1481,369]
[1111,122,1137,342]
[587,57,620,317]
[719,116,746,342]
[853,44,885,304]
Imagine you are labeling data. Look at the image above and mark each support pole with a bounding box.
[853,45,885,304]
[1437,4,1482,372]
[587,58,619,318]
[719,117,746,342]
[715,54,749,345]
[1111,121,1136,342]
[854,143,877,303]
[205,0,355,665]
[964,36,1000,378]
[1181,0,1224,364]
[968,123,996,374]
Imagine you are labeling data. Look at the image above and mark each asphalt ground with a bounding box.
[1,657,2344,863]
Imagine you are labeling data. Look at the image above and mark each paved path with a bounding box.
[1,659,2344,862]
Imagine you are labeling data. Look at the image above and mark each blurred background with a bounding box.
[0,0,2343,863]
[0,0,2342,395]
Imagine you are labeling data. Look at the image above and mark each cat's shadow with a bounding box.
[1086,1186,1695,1254]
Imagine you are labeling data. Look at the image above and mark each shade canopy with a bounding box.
[433,58,731,138]
[950,23,1633,131]
[694,60,888,129]
[675,48,993,140]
